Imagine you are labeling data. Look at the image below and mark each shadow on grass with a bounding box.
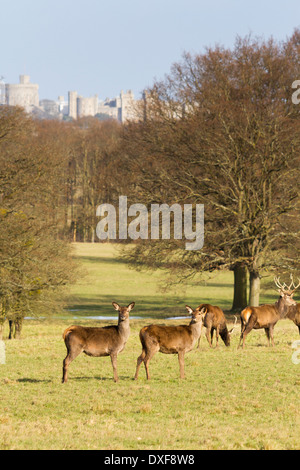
[65,293,221,319]
[74,256,124,265]
[17,378,51,384]
[68,375,132,382]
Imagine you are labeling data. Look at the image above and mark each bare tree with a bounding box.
[119,31,300,308]
[0,107,78,338]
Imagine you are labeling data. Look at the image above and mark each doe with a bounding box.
[198,303,237,347]
[62,301,135,383]
[134,305,206,380]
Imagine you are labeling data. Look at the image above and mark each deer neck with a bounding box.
[275,297,290,319]
[189,320,203,344]
[117,318,130,342]
[286,304,296,320]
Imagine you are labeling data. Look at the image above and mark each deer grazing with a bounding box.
[62,301,135,383]
[134,305,206,380]
[197,303,237,348]
[238,276,299,349]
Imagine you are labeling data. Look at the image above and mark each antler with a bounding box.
[274,276,285,291]
[229,315,238,335]
[274,275,300,294]
[289,274,300,294]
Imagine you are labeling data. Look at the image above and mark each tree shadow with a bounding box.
[65,294,193,319]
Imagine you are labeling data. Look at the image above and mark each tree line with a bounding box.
[0,30,299,337]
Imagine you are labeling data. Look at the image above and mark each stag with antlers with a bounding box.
[238,275,299,349]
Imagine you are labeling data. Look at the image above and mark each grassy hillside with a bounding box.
[65,243,277,319]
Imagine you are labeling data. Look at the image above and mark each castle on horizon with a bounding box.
[0,75,137,123]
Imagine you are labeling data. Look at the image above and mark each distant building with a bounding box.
[119,90,136,122]
[1,74,138,123]
[68,91,98,119]
[68,89,136,122]
[39,99,59,116]
[5,75,39,113]
[0,77,5,105]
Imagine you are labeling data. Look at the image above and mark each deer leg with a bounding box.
[264,328,271,346]
[197,333,202,349]
[134,350,146,380]
[238,315,255,349]
[241,322,254,349]
[215,326,220,348]
[206,327,212,347]
[269,325,275,347]
[178,351,185,379]
[238,322,245,349]
[110,353,119,382]
[143,347,158,380]
[62,345,83,383]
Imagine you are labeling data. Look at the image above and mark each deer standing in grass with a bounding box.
[238,277,299,349]
[62,302,135,383]
[197,303,237,348]
[134,305,206,380]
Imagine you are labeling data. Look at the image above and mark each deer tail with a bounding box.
[62,325,77,341]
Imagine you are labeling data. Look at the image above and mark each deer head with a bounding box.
[274,275,298,310]
[185,305,207,323]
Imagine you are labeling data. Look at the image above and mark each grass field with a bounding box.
[0,243,299,450]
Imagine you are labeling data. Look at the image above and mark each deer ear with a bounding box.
[127,302,135,311]
[200,306,207,315]
[185,305,193,314]
[112,302,121,311]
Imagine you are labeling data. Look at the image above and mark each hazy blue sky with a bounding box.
[1,0,299,101]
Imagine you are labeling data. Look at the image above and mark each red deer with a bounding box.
[287,303,300,335]
[134,305,206,380]
[197,303,237,347]
[238,277,299,349]
[62,302,135,383]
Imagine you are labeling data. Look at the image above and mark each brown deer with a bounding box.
[134,305,206,380]
[286,303,300,335]
[238,277,299,349]
[62,301,135,383]
[197,303,237,347]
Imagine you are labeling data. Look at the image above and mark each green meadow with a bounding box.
[0,243,299,450]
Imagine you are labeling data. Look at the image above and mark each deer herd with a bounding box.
[62,276,300,383]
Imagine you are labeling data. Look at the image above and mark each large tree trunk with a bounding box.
[8,318,23,339]
[231,264,248,311]
[249,271,260,307]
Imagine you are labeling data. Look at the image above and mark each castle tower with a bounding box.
[0,76,5,105]
[120,90,135,123]
[68,91,78,119]
[5,75,39,112]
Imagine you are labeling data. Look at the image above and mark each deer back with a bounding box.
[242,304,281,329]
[140,323,197,354]
[64,325,125,357]
[201,303,227,330]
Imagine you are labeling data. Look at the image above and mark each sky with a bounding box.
[1,0,300,102]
